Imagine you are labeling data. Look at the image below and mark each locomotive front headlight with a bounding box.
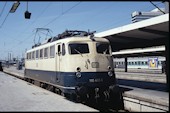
[76,67,81,72]
[108,71,113,77]
[76,72,81,78]
[108,66,112,70]
[76,67,81,78]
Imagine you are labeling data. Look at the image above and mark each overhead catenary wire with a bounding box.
[9,32,36,51]
[43,1,82,27]
[150,1,165,14]
[3,2,53,58]
[9,2,82,58]
[30,2,82,46]
[4,2,81,50]
[94,2,165,32]
[13,2,52,37]
[7,2,53,49]
[5,2,165,57]
[74,2,115,29]
[0,11,10,28]
[29,2,52,26]
[0,1,7,19]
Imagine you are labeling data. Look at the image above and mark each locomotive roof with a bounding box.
[26,36,109,53]
[27,30,109,53]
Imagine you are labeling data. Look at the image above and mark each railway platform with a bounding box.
[0,70,98,111]
[115,71,166,84]
[2,66,169,112]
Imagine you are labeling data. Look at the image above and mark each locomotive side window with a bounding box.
[40,49,43,59]
[27,53,29,60]
[96,43,110,54]
[58,45,61,55]
[36,50,39,59]
[62,43,65,56]
[32,51,35,60]
[29,52,31,60]
[28,53,30,60]
[69,43,89,54]
[44,47,48,58]
[50,45,55,58]
[27,53,28,60]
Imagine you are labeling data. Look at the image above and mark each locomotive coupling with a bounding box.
[94,87,111,102]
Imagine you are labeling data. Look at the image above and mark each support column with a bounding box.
[165,36,169,92]
[125,57,128,72]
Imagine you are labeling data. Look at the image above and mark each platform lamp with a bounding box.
[9,1,20,13]
[25,1,31,19]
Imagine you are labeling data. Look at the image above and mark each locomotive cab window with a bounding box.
[69,43,89,54]
[96,43,110,55]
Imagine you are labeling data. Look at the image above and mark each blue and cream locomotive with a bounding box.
[25,30,119,102]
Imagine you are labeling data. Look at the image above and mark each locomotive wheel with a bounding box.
[31,80,34,84]
[28,79,32,83]
[70,93,81,103]
[47,85,54,92]
[109,86,123,110]
[54,88,61,94]
[24,78,27,81]
[62,93,70,99]
[40,83,47,89]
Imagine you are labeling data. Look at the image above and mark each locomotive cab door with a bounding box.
[56,43,62,82]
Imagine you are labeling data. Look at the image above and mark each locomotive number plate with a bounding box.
[89,78,103,83]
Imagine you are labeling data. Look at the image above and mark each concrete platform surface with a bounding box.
[115,71,166,83]
[0,72,98,112]
[3,66,24,78]
[120,85,169,106]
[120,85,169,112]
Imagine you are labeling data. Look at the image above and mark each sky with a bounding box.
[0,1,165,60]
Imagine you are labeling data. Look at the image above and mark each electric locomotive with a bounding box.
[25,30,119,102]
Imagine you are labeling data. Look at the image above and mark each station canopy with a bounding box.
[95,13,169,57]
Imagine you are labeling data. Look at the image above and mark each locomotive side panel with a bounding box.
[25,42,57,85]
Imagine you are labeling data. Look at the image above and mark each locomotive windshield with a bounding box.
[69,43,89,54]
[96,43,111,55]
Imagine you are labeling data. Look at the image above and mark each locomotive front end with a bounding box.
[64,37,119,102]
